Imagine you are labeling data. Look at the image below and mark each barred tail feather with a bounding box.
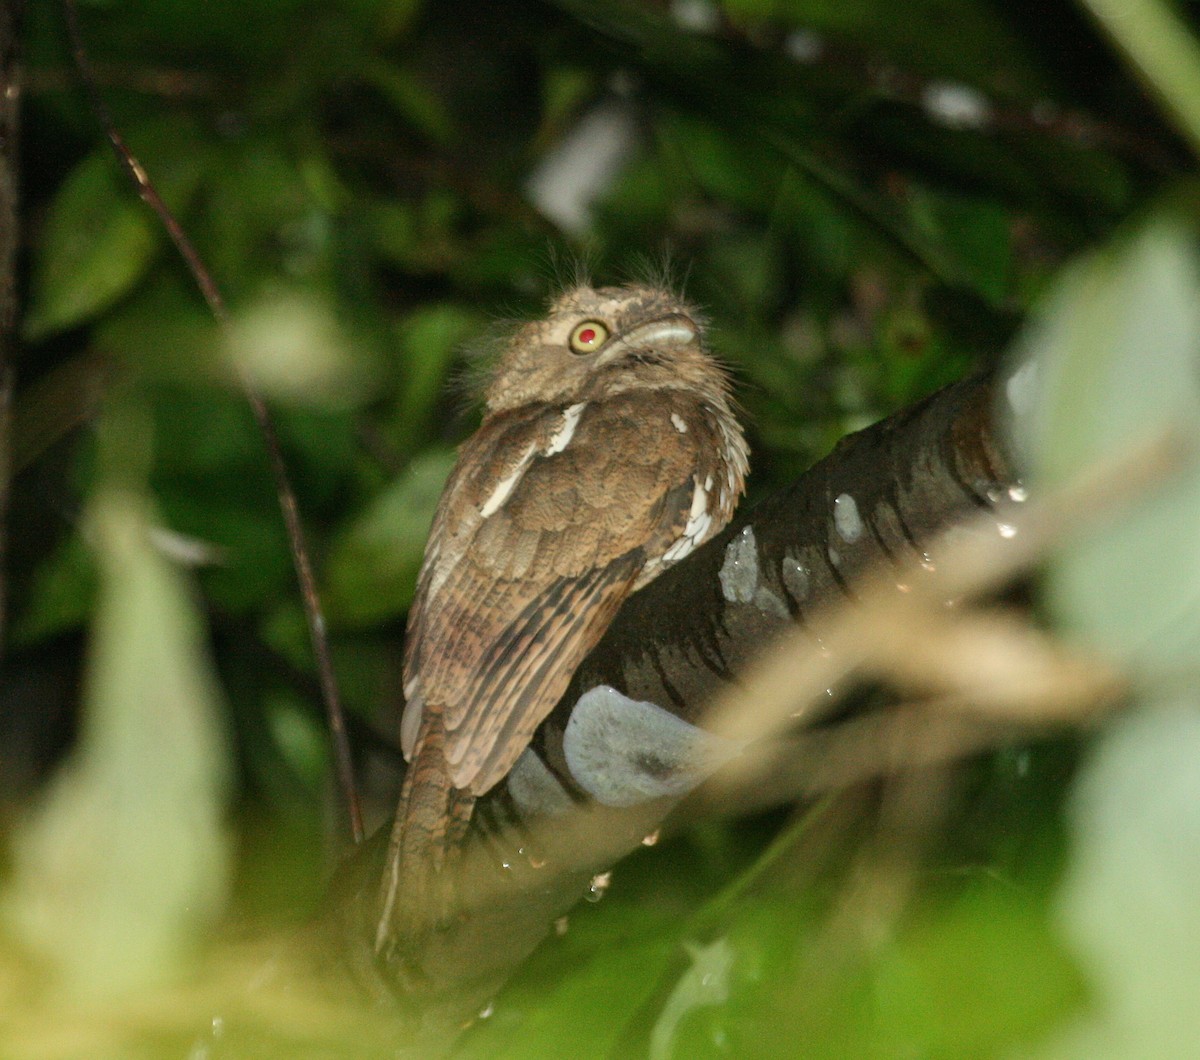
[375,709,477,963]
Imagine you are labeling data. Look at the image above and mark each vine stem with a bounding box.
[0,0,25,660]
[61,0,364,844]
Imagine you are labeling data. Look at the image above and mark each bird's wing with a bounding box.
[401,391,723,795]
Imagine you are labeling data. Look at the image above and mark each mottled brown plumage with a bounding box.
[376,283,748,957]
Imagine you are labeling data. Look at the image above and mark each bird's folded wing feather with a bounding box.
[402,393,722,795]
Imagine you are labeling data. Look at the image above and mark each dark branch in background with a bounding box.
[59,0,364,845]
[334,370,1016,1035]
[0,0,25,658]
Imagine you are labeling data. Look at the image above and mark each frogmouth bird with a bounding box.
[377,282,748,960]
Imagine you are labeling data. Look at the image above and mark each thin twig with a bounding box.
[61,0,364,844]
[0,0,26,659]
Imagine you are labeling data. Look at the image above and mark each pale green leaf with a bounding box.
[649,937,734,1060]
[1006,217,1200,681]
[1047,697,1200,1059]
[456,934,678,1059]
[4,490,231,999]
[22,152,158,341]
[228,285,375,406]
[23,119,211,341]
[390,303,483,451]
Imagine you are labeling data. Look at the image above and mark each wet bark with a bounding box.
[546,369,1009,739]
[339,369,1017,1036]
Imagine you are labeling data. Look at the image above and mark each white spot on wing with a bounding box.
[671,413,688,433]
[545,402,586,456]
[563,685,742,806]
[481,464,526,518]
[480,444,537,518]
[400,689,422,759]
[718,412,749,480]
[662,476,711,564]
[662,535,696,564]
[480,404,585,520]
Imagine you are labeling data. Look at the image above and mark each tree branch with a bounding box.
[340,370,1019,1033]
[556,369,1009,728]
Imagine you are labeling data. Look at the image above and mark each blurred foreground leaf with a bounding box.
[1047,698,1200,1058]
[1008,215,1200,681]
[4,489,231,1000]
[649,936,734,1060]
[1007,211,1200,1056]
[229,286,379,407]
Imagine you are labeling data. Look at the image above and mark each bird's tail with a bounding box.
[375,709,476,965]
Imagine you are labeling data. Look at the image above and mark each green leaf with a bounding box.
[1053,697,1200,1058]
[364,59,458,145]
[203,140,327,285]
[1007,216,1200,681]
[22,151,159,340]
[906,185,1014,306]
[9,532,97,646]
[4,489,231,999]
[457,933,679,1059]
[1081,0,1200,159]
[649,937,735,1060]
[93,273,226,384]
[390,303,483,450]
[715,0,1045,91]
[869,888,1086,1056]
[324,448,456,627]
[23,118,212,341]
[165,495,292,613]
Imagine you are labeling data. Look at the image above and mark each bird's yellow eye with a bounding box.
[568,320,609,354]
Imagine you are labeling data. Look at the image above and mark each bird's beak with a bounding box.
[600,314,699,363]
